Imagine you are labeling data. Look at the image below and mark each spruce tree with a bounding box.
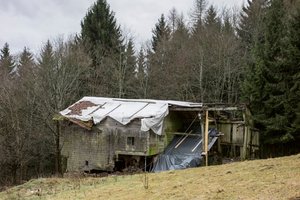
[19,47,34,66]
[204,5,221,30]
[136,48,148,98]
[148,15,173,99]
[0,43,15,75]
[37,41,55,77]
[241,0,268,107]
[282,7,300,142]
[18,47,35,76]
[237,0,267,51]
[245,0,300,146]
[123,39,136,98]
[222,13,234,35]
[81,0,123,59]
[173,14,190,43]
[259,0,287,144]
[151,14,171,52]
[168,8,178,34]
[37,40,56,99]
[80,0,124,96]
[190,0,207,32]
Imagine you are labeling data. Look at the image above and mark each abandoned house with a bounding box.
[58,97,259,173]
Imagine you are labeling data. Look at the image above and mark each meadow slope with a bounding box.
[1,154,300,200]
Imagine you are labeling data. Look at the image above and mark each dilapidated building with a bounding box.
[58,97,259,172]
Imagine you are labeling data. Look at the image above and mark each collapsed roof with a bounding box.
[60,97,203,135]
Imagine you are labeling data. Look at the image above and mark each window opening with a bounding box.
[127,137,135,146]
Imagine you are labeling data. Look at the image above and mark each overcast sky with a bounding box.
[0,0,245,56]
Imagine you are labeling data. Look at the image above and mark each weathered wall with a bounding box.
[61,118,164,172]
[217,122,259,158]
[100,118,148,156]
[148,131,165,155]
[218,123,258,146]
[61,124,113,172]
[163,112,183,145]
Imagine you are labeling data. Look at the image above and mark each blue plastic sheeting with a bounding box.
[151,129,218,172]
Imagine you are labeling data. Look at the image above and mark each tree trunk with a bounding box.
[55,121,61,176]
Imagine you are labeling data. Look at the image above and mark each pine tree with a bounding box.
[168,15,192,100]
[151,14,171,52]
[281,7,300,142]
[136,48,148,98]
[168,8,178,34]
[38,40,54,64]
[137,48,146,79]
[237,0,267,51]
[258,0,288,144]
[123,39,136,98]
[148,14,173,99]
[173,14,190,43]
[222,13,234,35]
[245,0,300,146]
[19,47,34,66]
[204,5,221,31]
[80,0,124,96]
[0,43,15,75]
[116,38,136,98]
[18,47,35,76]
[241,0,268,106]
[190,0,207,31]
[81,0,123,60]
[37,40,55,83]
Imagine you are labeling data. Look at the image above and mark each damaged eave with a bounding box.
[53,113,93,130]
[206,106,245,111]
[169,107,203,111]
[169,105,245,112]
[205,103,246,111]
[68,118,93,130]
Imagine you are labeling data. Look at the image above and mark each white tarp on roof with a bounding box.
[60,97,202,135]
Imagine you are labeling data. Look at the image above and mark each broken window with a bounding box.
[127,137,135,146]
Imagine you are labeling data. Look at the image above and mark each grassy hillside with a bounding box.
[1,154,300,200]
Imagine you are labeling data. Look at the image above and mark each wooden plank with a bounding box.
[169,107,203,111]
[241,112,248,160]
[201,137,218,155]
[207,107,244,111]
[208,137,218,151]
[170,105,245,112]
[205,110,209,166]
[192,139,203,152]
[169,132,200,136]
[115,150,147,156]
[175,131,192,148]
[217,121,245,124]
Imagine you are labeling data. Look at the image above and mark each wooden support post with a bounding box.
[200,113,204,154]
[205,110,209,166]
[241,112,248,160]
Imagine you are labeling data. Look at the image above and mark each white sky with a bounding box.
[0,0,245,56]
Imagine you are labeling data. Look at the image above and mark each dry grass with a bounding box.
[1,154,300,200]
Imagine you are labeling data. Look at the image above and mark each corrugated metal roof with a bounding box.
[60,97,202,135]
